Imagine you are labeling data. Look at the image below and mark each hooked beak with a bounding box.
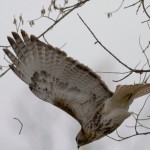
[77,145,80,149]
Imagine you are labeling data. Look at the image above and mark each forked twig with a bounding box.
[38,0,90,38]
[77,14,150,77]
[108,95,150,141]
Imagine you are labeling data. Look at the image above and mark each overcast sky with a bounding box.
[0,0,150,150]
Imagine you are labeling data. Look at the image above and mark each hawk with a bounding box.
[3,30,150,148]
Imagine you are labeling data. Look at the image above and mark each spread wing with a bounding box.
[3,30,113,125]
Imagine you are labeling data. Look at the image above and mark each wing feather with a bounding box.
[112,84,150,104]
[4,30,113,125]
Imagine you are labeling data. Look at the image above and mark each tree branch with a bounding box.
[38,0,90,38]
[77,14,150,76]
[13,118,23,135]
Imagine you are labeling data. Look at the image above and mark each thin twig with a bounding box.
[96,71,130,75]
[116,129,124,139]
[13,118,23,135]
[77,13,132,71]
[60,43,67,49]
[108,95,150,141]
[124,1,140,9]
[136,3,142,15]
[107,131,150,141]
[139,36,150,68]
[0,68,10,78]
[141,0,150,19]
[0,45,10,48]
[106,0,125,17]
[42,34,50,45]
[78,14,150,74]
[113,71,132,82]
[38,0,90,38]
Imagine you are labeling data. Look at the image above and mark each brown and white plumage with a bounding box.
[3,30,150,148]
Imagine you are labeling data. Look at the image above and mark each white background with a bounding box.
[0,0,150,150]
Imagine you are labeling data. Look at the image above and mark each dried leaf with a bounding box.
[64,0,68,5]
[51,0,55,5]
[107,12,112,18]
[41,6,46,16]
[13,16,17,25]
[59,8,64,14]
[21,19,24,25]
[29,20,35,27]
[48,5,52,12]
[19,14,23,21]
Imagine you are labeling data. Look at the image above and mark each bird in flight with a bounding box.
[3,30,150,148]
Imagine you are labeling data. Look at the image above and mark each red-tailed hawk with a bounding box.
[3,30,150,148]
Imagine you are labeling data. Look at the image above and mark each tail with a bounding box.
[112,84,150,106]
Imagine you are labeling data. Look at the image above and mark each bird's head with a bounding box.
[76,129,93,149]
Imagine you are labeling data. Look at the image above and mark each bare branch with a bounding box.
[125,0,150,23]
[113,72,132,82]
[0,45,10,48]
[96,71,130,75]
[106,0,125,18]
[77,13,133,71]
[107,131,150,141]
[124,1,140,9]
[108,95,150,141]
[141,0,150,20]
[13,118,23,135]
[38,0,90,38]
[0,68,10,78]
[139,36,150,68]
[78,14,150,78]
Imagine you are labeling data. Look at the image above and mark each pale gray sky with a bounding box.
[0,0,150,150]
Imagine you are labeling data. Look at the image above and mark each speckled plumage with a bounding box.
[4,30,150,148]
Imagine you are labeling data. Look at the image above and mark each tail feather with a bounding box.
[112,84,150,104]
[131,84,150,99]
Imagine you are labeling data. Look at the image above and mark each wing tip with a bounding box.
[9,64,16,71]
[30,35,38,42]
[7,36,15,45]
[3,48,9,55]
[12,31,20,40]
[21,29,28,38]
